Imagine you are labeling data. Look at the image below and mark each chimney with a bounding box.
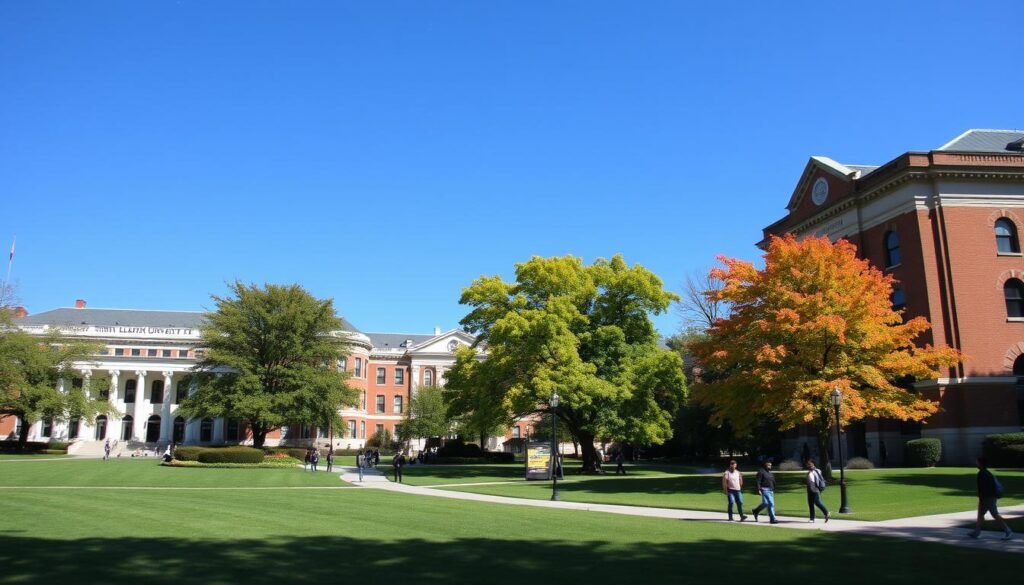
[75,299,87,309]
[14,306,28,318]
[433,326,441,336]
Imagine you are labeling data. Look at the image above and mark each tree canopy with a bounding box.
[399,385,452,444]
[691,235,960,474]
[446,254,687,472]
[178,282,357,447]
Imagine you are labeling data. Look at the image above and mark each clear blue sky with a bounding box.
[2,1,1022,335]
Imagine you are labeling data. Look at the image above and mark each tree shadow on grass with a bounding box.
[0,532,1018,585]
[866,470,1024,499]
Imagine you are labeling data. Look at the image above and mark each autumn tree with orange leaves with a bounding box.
[691,235,960,477]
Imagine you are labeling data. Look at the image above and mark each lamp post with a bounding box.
[831,387,851,513]
[550,393,560,501]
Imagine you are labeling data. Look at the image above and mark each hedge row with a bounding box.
[983,433,1024,468]
[432,453,515,465]
[174,446,265,464]
[905,438,942,467]
[0,440,68,453]
[163,458,302,469]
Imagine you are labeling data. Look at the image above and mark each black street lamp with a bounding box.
[831,387,851,513]
[550,393,560,501]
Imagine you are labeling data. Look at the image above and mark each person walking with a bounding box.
[806,461,830,523]
[751,460,778,524]
[722,459,748,521]
[968,456,1014,540]
[303,448,311,471]
[356,449,365,482]
[326,447,334,473]
[310,448,320,472]
[103,439,111,461]
[393,451,406,483]
[614,450,626,475]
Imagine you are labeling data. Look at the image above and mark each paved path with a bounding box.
[338,466,1023,554]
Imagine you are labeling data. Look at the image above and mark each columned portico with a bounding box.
[160,371,173,441]
[133,370,148,441]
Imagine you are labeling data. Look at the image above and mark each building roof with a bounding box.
[18,307,361,333]
[844,164,880,177]
[937,129,1024,152]
[365,332,437,350]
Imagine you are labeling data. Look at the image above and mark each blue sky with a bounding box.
[2,1,1022,335]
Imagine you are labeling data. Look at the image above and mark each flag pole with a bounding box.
[2,236,13,299]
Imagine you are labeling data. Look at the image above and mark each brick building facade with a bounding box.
[764,129,1024,465]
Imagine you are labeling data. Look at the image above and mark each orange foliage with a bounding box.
[692,234,961,434]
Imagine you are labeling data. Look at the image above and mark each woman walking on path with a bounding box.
[968,456,1014,540]
[326,448,334,473]
[805,461,830,523]
[310,448,319,472]
[722,460,747,521]
[356,449,365,482]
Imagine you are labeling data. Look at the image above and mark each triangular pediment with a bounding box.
[407,329,479,355]
[786,156,858,212]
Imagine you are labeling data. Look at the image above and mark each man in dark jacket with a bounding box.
[968,456,1013,540]
[393,452,406,483]
[751,460,778,524]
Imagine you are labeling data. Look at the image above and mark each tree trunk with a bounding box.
[576,430,600,474]
[252,428,268,448]
[17,416,30,451]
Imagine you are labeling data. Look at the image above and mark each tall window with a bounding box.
[376,367,386,384]
[173,417,185,442]
[200,418,213,442]
[996,218,1021,254]
[1014,355,1024,377]
[891,287,906,311]
[124,379,137,403]
[121,416,133,441]
[68,418,80,439]
[360,421,365,439]
[337,358,347,372]
[226,419,240,441]
[354,358,363,378]
[375,395,385,413]
[174,377,190,404]
[395,368,405,385]
[375,424,384,435]
[151,380,164,404]
[512,426,521,438]
[41,418,52,438]
[1005,279,1024,318]
[94,415,108,440]
[393,395,403,414]
[348,420,356,438]
[424,370,433,387]
[884,231,901,268]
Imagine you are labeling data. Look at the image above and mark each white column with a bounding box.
[437,366,447,387]
[79,369,94,440]
[410,365,420,397]
[108,370,120,442]
[133,370,148,441]
[53,378,68,439]
[160,371,173,441]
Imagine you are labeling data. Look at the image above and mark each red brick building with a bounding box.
[764,129,1024,465]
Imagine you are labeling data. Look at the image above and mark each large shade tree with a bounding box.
[692,235,960,476]
[398,385,453,446]
[0,310,110,449]
[178,282,357,448]
[447,255,687,472]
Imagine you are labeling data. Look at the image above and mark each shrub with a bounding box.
[845,456,874,470]
[438,439,484,458]
[776,459,803,471]
[905,438,942,467]
[0,441,49,453]
[983,433,1024,468]
[173,446,205,462]
[46,440,69,452]
[196,447,265,464]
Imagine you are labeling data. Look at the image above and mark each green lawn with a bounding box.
[0,459,1020,584]
[421,467,1024,521]
[398,462,695,486]
[0,458,347,487]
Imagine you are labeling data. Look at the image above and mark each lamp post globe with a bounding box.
[550,393,560,501]
[831,386,851,513]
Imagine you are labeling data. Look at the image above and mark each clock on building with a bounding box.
[811,177,829,205]
[447,340,460,352]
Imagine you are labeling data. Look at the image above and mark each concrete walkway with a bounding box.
[338,466,1023,554]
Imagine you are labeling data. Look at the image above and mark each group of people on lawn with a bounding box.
[721,456,1014,539]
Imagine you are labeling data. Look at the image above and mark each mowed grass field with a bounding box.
[1,458,1021,585]
[401,463,1024,521]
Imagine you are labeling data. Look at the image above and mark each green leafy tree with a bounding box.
[447,255,688,473]
[399,385,452,445]
[444,355,510,449]
[178,282,357,448]
[0,327,110,449]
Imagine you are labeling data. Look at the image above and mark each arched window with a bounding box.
[94,415,108,440]
[884,231,901,268]
[121,415,133,441]
[424,370,433,387]
[173,416,185,443]
[146,415,161,442]
[1013,355,1024,377]
[200,418,213,442]
[124,379,137,403]
[995,218,1021,254]
[1005,279,1024,318]
[151,380,164,404]
[891,287,906,311]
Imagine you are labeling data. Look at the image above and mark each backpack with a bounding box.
[993,474,1004,498]
[814,470,827,491]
